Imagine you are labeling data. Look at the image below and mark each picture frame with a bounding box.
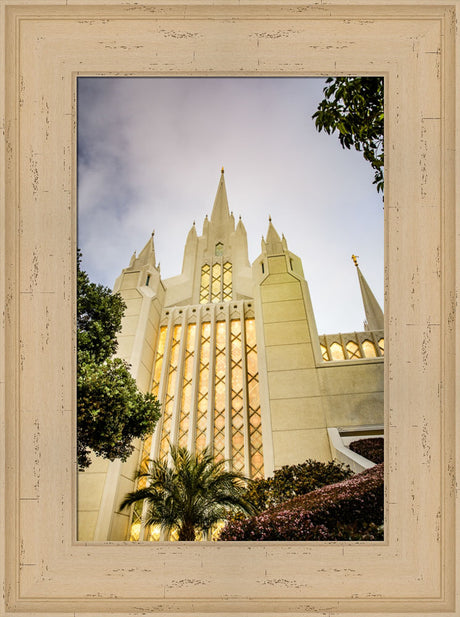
[0,1,458,615]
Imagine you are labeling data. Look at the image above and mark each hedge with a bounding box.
[349,437,384,464]
[219,462,384,541]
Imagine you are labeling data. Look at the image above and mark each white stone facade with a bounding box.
[78,170,384,541]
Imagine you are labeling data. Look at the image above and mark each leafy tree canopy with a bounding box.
[77,252,160,469]
[120,446,256,541]
[312,76,384,194]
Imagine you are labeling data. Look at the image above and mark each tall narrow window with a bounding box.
[245,318,264,478]
[223,262,232,301]
[215,242,224,256]
[213,321,226,462]
[159,324,182,459]
[178,324,196,447]
[230,320,244,473]
[211,263,222,303]
[200,264,210,304]
[129,325,167,541]
[196,322,211,452]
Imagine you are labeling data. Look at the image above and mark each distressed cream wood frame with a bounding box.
[0,0,458,615]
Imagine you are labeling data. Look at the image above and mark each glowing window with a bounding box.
[378,337,385,354]
[245,318,264,479]
[196,322,211,452]
[330,342,345,361]
[213,321,226,462]
[230,319,244,473]
[320,344,329,361]
[346,340,361,359]
[200,264,210,304]
[178,324,196,448]
[362,339,377,358]
[223,262,232,301]
[211,263,222,302]
[159,324,182,459]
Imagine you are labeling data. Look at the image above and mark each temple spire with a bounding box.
[210,167,231,226]
[135,231,156,268]
[352,255,384,331]
[264,216,283,255]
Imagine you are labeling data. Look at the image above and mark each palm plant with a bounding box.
[120,446,256,541]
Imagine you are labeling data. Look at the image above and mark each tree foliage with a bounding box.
[243,458,353,513]
[77,252,160,469]
[120,446,256,541]
[312,77,384,194]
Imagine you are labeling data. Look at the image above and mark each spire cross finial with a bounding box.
[269,215,272,222]
[221,166,224,174]
[352,254,359,267]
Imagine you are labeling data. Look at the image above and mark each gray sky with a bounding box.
[78,77,383,334]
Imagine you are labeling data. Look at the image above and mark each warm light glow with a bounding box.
[159,324,182,459]
[196,321,211,451]
[178,323,196,447]
[223,262,232,301]
[362,339,377,358]
[230,319,245,473]
[320,343,329,361]
[214,320,226,461]
[211,263,222,302]
[245,318,263,478]
[200,264,210,304]
[330,341,345,361]
[378,337,385,354]
[346,340,361,359]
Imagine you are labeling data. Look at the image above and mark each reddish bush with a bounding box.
[219,463,384,541]
[349,437,384,464]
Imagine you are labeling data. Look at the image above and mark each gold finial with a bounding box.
[221,166,224,174]
[269,215,272,222]
[351,254,359,267]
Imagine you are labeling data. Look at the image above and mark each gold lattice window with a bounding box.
[128,501,143,541]
[178,324,196,448]
[230,320,244,473]
[200,264,210,304]
[223,262,232,301]
[362,339,377,358]
[159,324,182,459]
[128,325,168,541]
[211,263,222,303]
[196,322,211,452]
[320,343,329,361]
[378,337,384,354]
[245,318,263,478]
[346,340,361,359]
[213,321,226,462]
[330,342,345,361]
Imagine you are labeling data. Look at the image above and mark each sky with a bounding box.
[77,77,383,335]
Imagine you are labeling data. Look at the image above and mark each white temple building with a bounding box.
[78,169,384,541]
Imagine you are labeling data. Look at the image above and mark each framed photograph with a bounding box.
[1,1,458,615]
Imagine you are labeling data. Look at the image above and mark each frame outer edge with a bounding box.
[0,0,6,612]
[0,1,458,615]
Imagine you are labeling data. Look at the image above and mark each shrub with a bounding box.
[244,459,353,513]
[219,463,384,541]
[349,437,384,464]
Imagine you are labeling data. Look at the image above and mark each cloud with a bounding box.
[77,77,383,334]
